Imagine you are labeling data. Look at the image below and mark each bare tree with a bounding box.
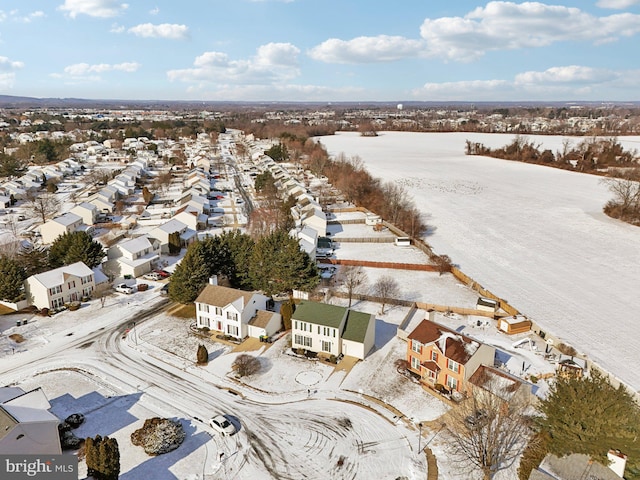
[444,378,535,480]
[433,254,453,276]
[601,176,640,215]
[372,275,400,314]
[232,354,261,377]
[26,191,60,223]
[337,265,368,308]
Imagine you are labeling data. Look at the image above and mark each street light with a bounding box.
[418,422,423,453]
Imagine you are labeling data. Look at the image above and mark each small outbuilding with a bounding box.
[476,297,499,313]
[497,315,531,335]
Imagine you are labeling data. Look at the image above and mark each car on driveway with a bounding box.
[153,269,171,278]
[115,283,134,294]
[143,272,162,281]
[209,415,236,436]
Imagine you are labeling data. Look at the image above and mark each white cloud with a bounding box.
[168,43,301,86]
[58,0,128,19]
[110,23,125,34]
[0,9,45,22]
[308,35,424,64]
[0,73,17,89]
[309,2,640,65]
[128,23,189,40]
[412,65,638,100]
[64,62,140,75]
[596,0,640,8]
[149,7,160,15]
[419,1,640,61]
[0,56,25,71]
[514,65,619,85]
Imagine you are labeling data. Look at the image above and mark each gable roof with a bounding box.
[292,301,346,329]
[341,309,372,343]
[408,319,482,365]
[248,310,279,328]
[195,284,256,308]
[28,261,93,289]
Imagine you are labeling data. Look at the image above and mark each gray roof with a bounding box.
[292,301,346,329]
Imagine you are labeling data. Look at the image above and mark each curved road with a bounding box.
[0,299,424,479]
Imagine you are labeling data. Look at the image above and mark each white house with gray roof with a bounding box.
[39,212,92,244]
[0,387,61,454]
[104,235,160,278]
[24,261,95,310]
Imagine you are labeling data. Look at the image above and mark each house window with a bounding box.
[321,340,332,352]
[323,327,333,337]
[215,307,222,316]
[199,304,209,313]
[51,297,64,309]
[49,285,62,295]
[227,325,239,337]
[431,351,438,362]
[226,312,238,321]
[411,340,421,354]
[427,369,436,382]
[411,356,420,371]
[200,317,210,328]
[83,287,92,297]
[446,375,458,391]
[448,359,460,373]
[294,335,312,348]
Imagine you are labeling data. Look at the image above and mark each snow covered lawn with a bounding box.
[319,131,640,392]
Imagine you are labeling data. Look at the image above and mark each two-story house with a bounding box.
[148,218,196,254]
[406,319,495,393]
[70,202,98,226]
[194,284,272,340]
[104,235,161,278]
[24,261,95,310]
[291,301,376,360]
[39,212,88,244]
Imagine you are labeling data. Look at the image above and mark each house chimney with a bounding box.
[607,450,627,478]
[209,275,218,286]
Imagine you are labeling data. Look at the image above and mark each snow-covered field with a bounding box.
[319,131,640,392]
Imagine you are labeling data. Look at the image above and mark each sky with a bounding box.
[1,0,639,102]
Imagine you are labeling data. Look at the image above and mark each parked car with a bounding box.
[143,272,162,281]
[154,269,171,278]
[209,415,236,436]
[160,283,170,296]
[115,283,134,294]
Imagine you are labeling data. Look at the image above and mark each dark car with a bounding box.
[160,283,170,296]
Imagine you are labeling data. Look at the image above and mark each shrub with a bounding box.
[196,344,208,365]
[557,343,577,357]
[329,355,337,364]
[232,354,261,377]
[39,307,49,316]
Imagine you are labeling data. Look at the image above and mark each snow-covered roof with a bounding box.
[29,261,93,288]
[53,212,82,227]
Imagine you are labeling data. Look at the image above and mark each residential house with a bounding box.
[0,181,27,200]
[468,364,532,405]
[291,301,376,360]
[406,319,495,393]
[529,453,624,480]
[0,387,62,454]
[70,202,98,226]
[173,209,207,231]
[194,284,271,340]
[0,195,11,209]
[88,193,114,215]
[148,218,195,253]
[104,235,160,278]
[24,261,95,310]
[39,212,87,244]
[247,310,282,340]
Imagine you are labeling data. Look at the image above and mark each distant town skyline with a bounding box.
[1,0,639,102]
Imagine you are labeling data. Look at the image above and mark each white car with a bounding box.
[143,272,162,281]
[115,283,134,294]
[209,415,236,436]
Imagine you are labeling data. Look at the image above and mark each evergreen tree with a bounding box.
[249,229,319,296]
[18,243,49,277]
[280,301,294,330]
[169,241,212,303]
[197,344,208,364]
[85,435,120,480]
[167,231,181,255]
[538,371,640,477]
[0,256,27,302]
[218,230,255,289]
[48,231,105,269]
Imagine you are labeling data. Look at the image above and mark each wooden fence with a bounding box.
[319,258,437,271]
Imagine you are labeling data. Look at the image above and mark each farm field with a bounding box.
[319,131,640,392]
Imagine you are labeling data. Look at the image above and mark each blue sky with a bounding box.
[1,0,639,102]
